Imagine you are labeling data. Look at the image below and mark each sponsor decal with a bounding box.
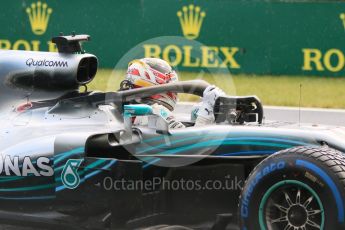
[0,156,53,176]
[26,1,53,36]
[340,13,345,31]
[143,44,241,69]
[61,159,83,189]
[301,13,345,73]
[142,4,241,70]
[241,161,286,218]
[0,39,57,52]
[0,1,56,52]
[302,48,345,73]
[177,4,206,40]
[26,58,68,67]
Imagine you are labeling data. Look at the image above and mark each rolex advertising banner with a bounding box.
[1,0,345,76]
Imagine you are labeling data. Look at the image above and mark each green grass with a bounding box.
[88,69,345,109]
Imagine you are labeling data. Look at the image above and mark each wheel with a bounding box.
[239,146,345,230]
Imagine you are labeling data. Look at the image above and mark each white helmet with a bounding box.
[121,58,179,111]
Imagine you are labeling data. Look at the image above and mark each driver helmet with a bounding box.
[121,58,179,111]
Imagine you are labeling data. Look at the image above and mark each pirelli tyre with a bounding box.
[239,146,345,230]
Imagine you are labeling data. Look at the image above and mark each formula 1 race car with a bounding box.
[0,34,345,230]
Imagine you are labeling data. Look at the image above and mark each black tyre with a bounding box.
[239,146,345,230]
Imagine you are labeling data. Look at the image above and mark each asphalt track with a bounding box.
[3,105,345,229]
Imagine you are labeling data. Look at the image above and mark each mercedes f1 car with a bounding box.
[0,34,345,230]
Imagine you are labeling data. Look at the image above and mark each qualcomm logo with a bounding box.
[61,159,83,189]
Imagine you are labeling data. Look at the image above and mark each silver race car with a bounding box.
[0,34,344,230]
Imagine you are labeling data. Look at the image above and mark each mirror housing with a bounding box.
[123,104,170,138]
[123,104,153,139]
[148,116,170,135]
[124,104,153,117]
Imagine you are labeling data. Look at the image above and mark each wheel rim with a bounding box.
[259,180,325,230]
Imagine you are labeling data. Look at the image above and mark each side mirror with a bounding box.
[124,104,153,117]
[123,104,170,138]
[123,104,152,140]
[148,115,170,135]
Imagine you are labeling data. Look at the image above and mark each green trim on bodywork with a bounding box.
[139,140,293,160]
[0,183,55,192]
[0,159,107,192]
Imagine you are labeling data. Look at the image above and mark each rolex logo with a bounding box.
[340,13,345,30]
[26,1,53,35]
[177,4,206,40]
